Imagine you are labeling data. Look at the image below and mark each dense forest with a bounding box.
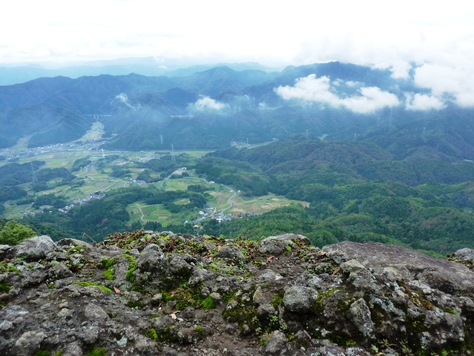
[23,186,208,242]
[192,136,474,255]
[0,161,75,189]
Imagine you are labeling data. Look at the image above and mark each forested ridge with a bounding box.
[195,135,474,255]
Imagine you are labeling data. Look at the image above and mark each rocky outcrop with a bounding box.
[1,232,474,355]
[12,235,57,260]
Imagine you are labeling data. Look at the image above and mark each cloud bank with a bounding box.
[405,93,446,111]
[414,64,474,107]
[275,75,400,114]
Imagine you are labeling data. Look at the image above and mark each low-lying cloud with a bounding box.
[275,74,400,114]
[192,96,228,111]
[115,93,137,110]
[189,95,255,114]
[414,64,474,107]
[405,93,446,111]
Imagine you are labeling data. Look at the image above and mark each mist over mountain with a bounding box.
[0,61,472,153]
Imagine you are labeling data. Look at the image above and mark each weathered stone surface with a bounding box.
[134,335,157,353]
[48,262,73,280]
[257,303,276,318]
[215,245,246,261]
[348,298,374,338]
[265,330,288,355]
[259,233,310,255]
[340,259,365,273]
[258,269,283,282]
[57,238,92,251]
[188,266,212,286]
[13,235,57,260]
[136,249,166,272]
[77,325,99,344]
[0,244,11,260]
[142,243,164,254]
[452,247,474,262]
[2,233,474,355]
[84,303,109,323]
[63,341,83,356]
[323,241,474,293]
[169,255,194,275]
[14,330,46,356]
[283,285,318,313]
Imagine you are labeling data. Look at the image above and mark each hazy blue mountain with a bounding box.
[0,61,471,154]
[172,66,277,96]
[0,58,278,85]
[0,102,92,148]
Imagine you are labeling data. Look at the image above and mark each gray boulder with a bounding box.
[84,303,109,324]
[259,233,310,255]
[283,285,318,313]
[349,298,374,338]
[136,249,166,272]
[452,248,474,262]
[0,244,11,260]
[323,241,474,293]
[265,330,288,355]
[142,243,164,254]
[14,235,57,260]
[215,245,246,261]
[57,238,92,251]
[14,330,45,356]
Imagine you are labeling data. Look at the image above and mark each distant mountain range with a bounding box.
[0,61,473,157]
[0,58,277,86]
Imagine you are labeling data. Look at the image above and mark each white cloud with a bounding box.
[389,61,413,79]
[405,93,446,111]
[193,96,228,111]
[345,81,359,88]
[275,74,399,114]
[115,93,136,110]
[343,87,400,114]
[414,64,474,107]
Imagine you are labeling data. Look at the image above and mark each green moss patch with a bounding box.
[73,281,112,293]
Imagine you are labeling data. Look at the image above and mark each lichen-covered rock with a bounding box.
[13,235,57,260]
[63,341,83,356]
[259,233,310,255]
[265,330,288,355]
[348,298,374,338]
[136,248,166,272]
[142,243,164,254]
[48,262,73,280]
[323,241,474,293]
[57,238,92,251]
[258,269,283,282]
[14,330,45,356]
[215,245,246,261]
[452,247,474,262]
[188,266,212,286]
[77,325,100,344]
[84,303,109,323]
[283,285,318,313]
[168,255,194,276]
[340,259,365,273]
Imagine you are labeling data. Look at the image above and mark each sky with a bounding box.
[1,0,474,107]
